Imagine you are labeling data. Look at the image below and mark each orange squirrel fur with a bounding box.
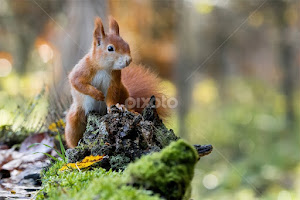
[65,17,169,148]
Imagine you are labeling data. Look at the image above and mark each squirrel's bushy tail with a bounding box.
[122,64,170,120]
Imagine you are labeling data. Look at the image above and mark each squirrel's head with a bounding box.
[92,16,132,70]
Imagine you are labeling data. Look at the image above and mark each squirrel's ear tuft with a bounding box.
[109,16,119,36]
[94,17,105,46]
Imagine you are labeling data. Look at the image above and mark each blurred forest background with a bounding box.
[0,0,299,199]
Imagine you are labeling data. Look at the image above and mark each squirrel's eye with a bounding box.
[107,45,114,52]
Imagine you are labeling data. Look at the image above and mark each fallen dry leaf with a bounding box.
[59,155,105,171]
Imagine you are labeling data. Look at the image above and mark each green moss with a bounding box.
[38,140,199,200]
[37,161,161,200]
[76,176,161,200]
[37,161,120,199]
[124,139,199,200]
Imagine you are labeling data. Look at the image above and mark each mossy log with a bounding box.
[38,139,211,200]
[62,96,212,199]
[66,96,212,171]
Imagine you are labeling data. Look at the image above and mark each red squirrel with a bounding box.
[65,17,169,148]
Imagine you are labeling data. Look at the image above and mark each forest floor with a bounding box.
[0,98,212,199]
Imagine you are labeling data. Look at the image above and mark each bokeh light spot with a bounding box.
[248,11,264,27]
[38,44,53,63]
[193,79,218,104]
[203,174,219,189]
[261,165,280,180]
[196,1,214,14]
[0,58,12,77]
[160,80,177,97]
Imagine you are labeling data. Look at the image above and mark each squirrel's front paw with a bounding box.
[106,103,127,112]
[115,103,128,112]
[107,104,128,113]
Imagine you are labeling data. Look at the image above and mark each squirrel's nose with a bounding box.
[125,56,132,66]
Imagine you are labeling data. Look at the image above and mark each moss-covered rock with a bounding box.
[109,154,131,171]
[124,139,198,200]
[37,139,208,200]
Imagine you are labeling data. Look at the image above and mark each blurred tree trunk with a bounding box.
[274,1,298,126]
[280,39,296,125]
[174,1,200,137]
[213,9,230,101]
[15,34,34,75]
[49,0,108,121]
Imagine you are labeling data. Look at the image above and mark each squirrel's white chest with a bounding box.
[91,70,111,93]
[83,70,112,115]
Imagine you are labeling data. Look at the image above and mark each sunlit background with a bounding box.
[0,0,299,199]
